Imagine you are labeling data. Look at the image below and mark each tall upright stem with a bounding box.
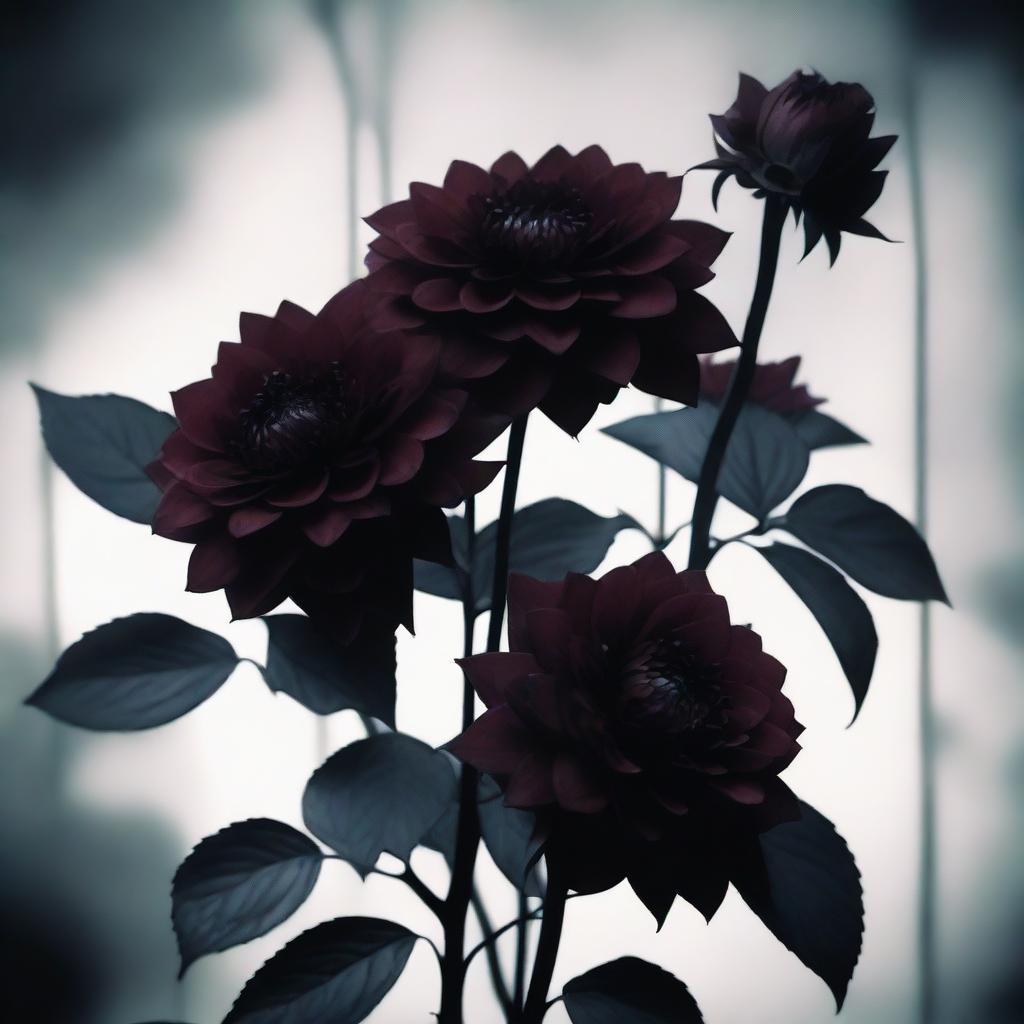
[438,416,528,1024]
[521,863,567,1024]
[905,58,936,1024]
[687,197,787,570]
[654,397,667,546]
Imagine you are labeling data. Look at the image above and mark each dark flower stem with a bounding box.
[512,891,529,1014]
[655,397,667,546]
[521,862,567,1024]
[439,416,528,1024]
[687,196,787,570]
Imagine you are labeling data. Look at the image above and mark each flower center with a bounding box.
[479,179,591,267]
[237,367,349,474]
[619,637,725,738]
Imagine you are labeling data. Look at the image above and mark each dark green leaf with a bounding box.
[603,403,809,519]
[478,775,544,897]
[563,956,704,1023]
[262,615,395,727]
[173,819,322,976]
[415,501,636,613]
[223,917,416,1024]
[32,385,175,524]
[734,800,863,1009]
[787,409,867,450]
[756,543,877,720]
[782,485,948,602]
[302,733,456,876]
[26,613,237,730]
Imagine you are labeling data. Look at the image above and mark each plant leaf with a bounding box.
[33,386,175,524]
[787,409,867,450]
[172,819,322,976]
[733,800,863,1010]
[415,501,636,613]
[222,917,416,1024]
[603,403,809,519]
[782,484,948,602]
[262,615,395,727]
[26,613,237,730]
[563,956,704,1023]
[302,733,456,876]
[478,775,544,897]
[756,542,877,721]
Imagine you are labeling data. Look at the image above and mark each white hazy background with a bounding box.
[1,2,1021,1022]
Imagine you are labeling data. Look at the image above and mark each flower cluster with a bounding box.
[696,70,896,263]
[149,279,505,642]
[451,552,803,922]
[364,145,737,435]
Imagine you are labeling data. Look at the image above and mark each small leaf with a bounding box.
[782,484,948,602]
[756,542,877,720]
[414,501,636,613]
[26,613,237,730]
[413,515,467,602]
[478,775,544,897]
[32,386,175,524]
[603,403,809,519]
[223,917,416,1024]
[787,409,867,450]
[734,800,863,1009]
[563,956,705,1023]
[262,615,396,727]
[172,819,322,976]
[302,733,456,876]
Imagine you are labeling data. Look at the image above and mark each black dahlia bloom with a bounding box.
[148,279,505,642]
[451,552,803,923]
[700,354,823,413]
[696,71,896,263]
[364,146,737,436]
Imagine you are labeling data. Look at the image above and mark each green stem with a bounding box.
[438,417,528,1024]
[687,196,787,570]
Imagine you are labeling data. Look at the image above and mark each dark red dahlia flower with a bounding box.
[700,354,823,413]
[363,146,737,436]
[696,71,896,263]
[450,551,803,923]
[148,279,505,642]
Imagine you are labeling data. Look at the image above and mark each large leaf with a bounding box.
[26,613,237,730]
[415,500,637,613]
[734,800,863,1010]
[33,386,175,524]
[172,819,322,976]
[781,485,948,602]
[478,775,544,897]
[563,957,704,1023]
[223,917,416,1024]
[302,733,456,876]
[787,409,867,450]
[603,403,809,520]
[756,542,877,721]
[262,615,395,727]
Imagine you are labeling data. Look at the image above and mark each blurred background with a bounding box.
[1,1,1021,1021]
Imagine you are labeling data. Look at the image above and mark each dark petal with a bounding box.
[395,225,476,267]
[186,535,242,592]
[378,435,425,487]
[364,198,415,239]
[460,279,514,314]
[672,291,738,354]
[504,752,556,807]
[613,231,691,275]
[443,158,493,199]
[710,777,766,805]
[507,574,565,651]
[538,380,604,437]
[396,391,466,441]
[438,333,511,380]
[153,483,217,540]
[490,150,529,184]
[274,299,316,331]
[303,506,352,548]
[522,317,582,355]
[514,281,582,312]
[212,341,278,402]
[474,356,554,416]
[328,460,380,502]
[171,379,237,453]
[844,217,894,242]
[452,458,504,499]
[674,844,730,922]
[450,705,535,773]
[228,505,284,539]
[580,327,641,386]
[238,311,280,353]
[632,550,677,588]
[362,261,425,295]
[668,220,731,268]
[410,180,474,237]
[552,753,609,813]
[735,72,769,120]
[630,341,700,406]
[627,865,679,931]
[265,469,329,508]
[458,651,540,708]
[369,297,428,331]
[592,564,641,644]
[226,542,301,620]
[529,144,574,182]
[524,608,574,672]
